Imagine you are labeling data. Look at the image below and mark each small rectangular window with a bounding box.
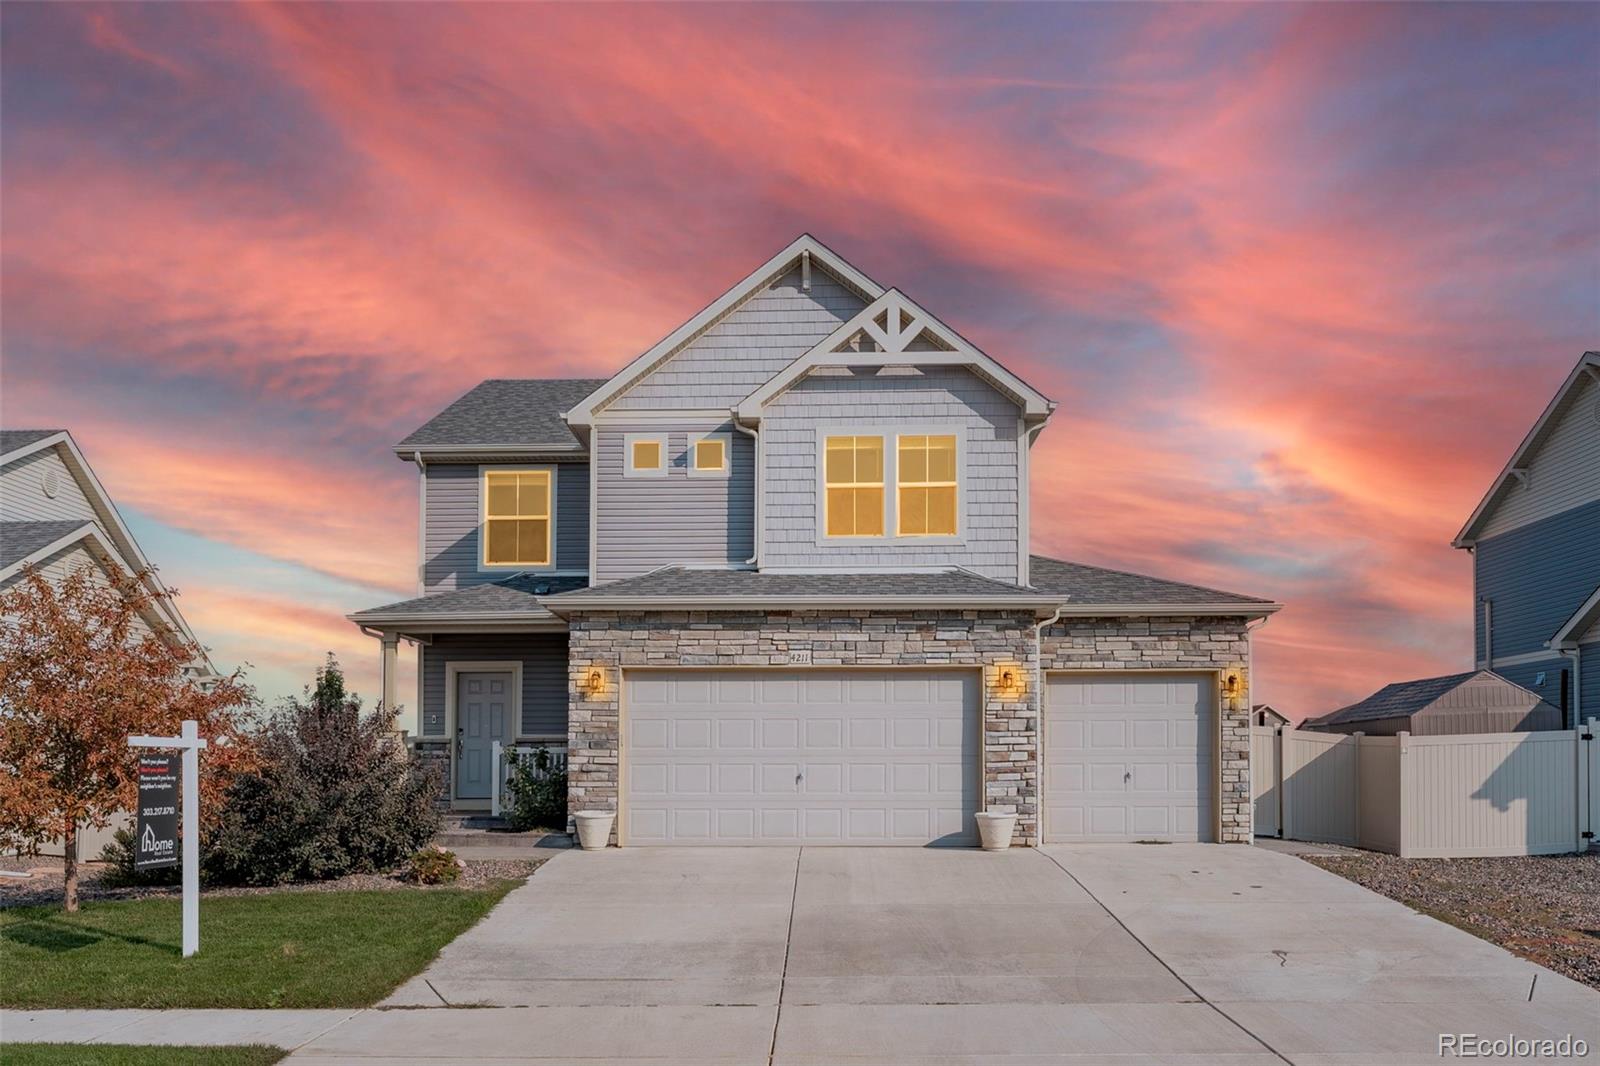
[483,470,551,566]
[694,438,725,472]
[897,434,957,536]
[624,433,668,477]
[632,440,661,470]
[824,435,885,537]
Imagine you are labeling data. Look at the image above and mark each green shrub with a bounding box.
[204,656,441,886]
[406,846,462,884]
[98,827,181,888]
[504,747,566,832]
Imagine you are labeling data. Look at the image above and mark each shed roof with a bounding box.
[1306,670,1551,728]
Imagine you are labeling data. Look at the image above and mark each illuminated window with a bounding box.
[483,470,551,566]
[625,434,667,477]
[897,434,957,536]
[690,434,729,477]
[824,435,885,537]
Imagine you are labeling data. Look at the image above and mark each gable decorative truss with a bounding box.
[561,235,886,440]
[1,431,215,675]
[1453,350,1600,547]
[734,288,1055,424]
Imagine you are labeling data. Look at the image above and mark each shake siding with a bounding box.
[422,461,589,590]
[608,265,865,410]
[762,367,1022,582]
[1477,372,1600,540]
[592,423,754,580]
[0,448,96,523]
[1473,497,1600,662]
[19,542,154,639]
[420,632,568,737]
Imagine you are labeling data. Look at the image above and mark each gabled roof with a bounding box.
[0,520,94,571]
[1551,582,1600,648]
[734,288,1053,424]
[0,430,213,675]
[563,235,886,428]
[1028,555,1280,616]
[1304,670,1551,728]
[1454,351,1600,546]
[395,379,607,459]
[348,574,588,629]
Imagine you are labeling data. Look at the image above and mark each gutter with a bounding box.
[543,594,1064,614]
[732,414,761,567]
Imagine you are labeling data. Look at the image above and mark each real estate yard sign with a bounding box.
[134,754,179,871]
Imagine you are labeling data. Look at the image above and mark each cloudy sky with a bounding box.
[3,3,1596,723]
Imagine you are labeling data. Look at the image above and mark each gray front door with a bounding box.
[456,671,513,800]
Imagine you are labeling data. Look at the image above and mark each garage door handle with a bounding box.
[795,772,803,786]
[1124,771,1131,782]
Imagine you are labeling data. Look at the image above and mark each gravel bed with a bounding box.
[0,853,548,910]
[1304,851,1600,989]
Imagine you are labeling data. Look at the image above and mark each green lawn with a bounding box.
[0,883,517,1009]
[0,1047,285,1066]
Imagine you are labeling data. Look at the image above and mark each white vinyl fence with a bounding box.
[1253,720,1598,857]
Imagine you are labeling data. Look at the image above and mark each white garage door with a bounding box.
[1044,673,1214,843]
[624,669,979,845]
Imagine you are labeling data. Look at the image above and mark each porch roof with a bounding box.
[348,574,587,629]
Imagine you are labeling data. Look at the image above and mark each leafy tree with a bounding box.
[205,655,440,886]
[0,563,256,911]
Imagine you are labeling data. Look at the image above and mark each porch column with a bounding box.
[380,634,399,711]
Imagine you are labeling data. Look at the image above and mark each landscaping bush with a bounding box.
[504,747,566,831]
[406,846,463,884]
[98,827,180,888]
[204,656,441,886]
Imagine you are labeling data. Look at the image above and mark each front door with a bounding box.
[456,671,513,801]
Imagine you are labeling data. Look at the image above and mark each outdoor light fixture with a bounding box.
[1221,673,1241,702]
[996,666,1022,698]
[585,668,607,696]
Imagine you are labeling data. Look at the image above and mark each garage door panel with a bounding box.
[1045,673,1215,844]
[625,668,978,845]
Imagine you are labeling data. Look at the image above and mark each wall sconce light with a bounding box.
[1220,673,1241,703]
[996,666,1022,698]
[585,668,607,696]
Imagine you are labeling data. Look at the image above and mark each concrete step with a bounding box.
[433,829,569,850]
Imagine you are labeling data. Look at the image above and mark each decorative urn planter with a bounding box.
[574,810,616,850]
[975,810,1017,851]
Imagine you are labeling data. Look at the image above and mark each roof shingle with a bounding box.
[1,520,93,570]
[1308,671,1489,727]
[0,429,64,456]
[350,573,589,623]
[546,566,1055,607]
[396,379,608,451]
[1028,555,1274,607]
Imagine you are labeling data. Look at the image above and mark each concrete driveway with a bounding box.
[288,844,1599,1065]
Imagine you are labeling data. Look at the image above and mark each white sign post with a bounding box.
[129,719,206,957]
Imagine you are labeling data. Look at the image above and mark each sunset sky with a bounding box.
[3,3,1596,724]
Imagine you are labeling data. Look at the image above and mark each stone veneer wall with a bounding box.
[1037,616,1253,844]
[565,610,1041,844]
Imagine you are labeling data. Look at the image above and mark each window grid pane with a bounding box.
[897,434,957,536]
[484,470,551,563]
[823,436,885,537]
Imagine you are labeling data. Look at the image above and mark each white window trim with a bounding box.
[812,424,967,546]
[478,464,558,572]
[623,433,669,478]
[688,432,733,478]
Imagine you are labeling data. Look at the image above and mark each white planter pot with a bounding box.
[574,811,615,850]
[975,811,1017,851]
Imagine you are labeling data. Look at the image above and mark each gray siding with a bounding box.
[761,366,1022,582]
[1491,656,1580,728]
[420,632,568,737]
[423,461,589,590]
[1474,497,1600,662]
[609,264,865,410]
[1478,371,1600,540]
[592,422,755,580]
[4,541,154,638]
[0,447,96,523]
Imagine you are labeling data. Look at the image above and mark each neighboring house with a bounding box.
[1453,351,1600,729]
[350,235,1281,847]
[1252,704,1289,728]
[1,428,217,858]
[1302,670,1560,736]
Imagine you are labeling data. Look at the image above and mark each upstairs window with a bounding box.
[897,434,958,536]
[689,433,731,478]
[625,434,667,477]
[824,435,885,537]
[483,469,551,566]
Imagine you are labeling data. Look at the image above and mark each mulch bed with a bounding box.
[1304,851,1600,990]
[0,854,550,910]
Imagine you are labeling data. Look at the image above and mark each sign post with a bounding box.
[128,720,206,957]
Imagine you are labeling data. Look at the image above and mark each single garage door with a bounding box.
[1043,673,1214,843]
[624,669,979,845]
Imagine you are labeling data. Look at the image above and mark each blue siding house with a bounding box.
[1453,351,1600,727]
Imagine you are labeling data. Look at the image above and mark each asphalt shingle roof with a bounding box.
[351,574,590,622]
[1308,671,1485,727]
[1,520,92,570]
[0,429,64,455]
[396,379,608,451]
[547,566,1057,606]
[1028,555,1274,606]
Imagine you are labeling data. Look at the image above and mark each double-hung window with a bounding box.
[483,469,552,566]
[897,434,958,536]
[823,435,885,537]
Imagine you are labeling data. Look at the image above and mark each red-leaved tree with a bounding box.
[0,562,256,911]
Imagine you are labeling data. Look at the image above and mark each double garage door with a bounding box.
[620,668,1214,846]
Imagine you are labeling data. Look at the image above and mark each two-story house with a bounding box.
[1452,350,1600,728]
[350,236,1281,847]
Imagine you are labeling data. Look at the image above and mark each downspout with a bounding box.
[413,451,426,595]
[1481,597,1494,670]
[1559,647,1582,731]
[732,414,760,567]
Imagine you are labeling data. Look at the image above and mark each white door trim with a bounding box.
[1040,668,1222,844]
[445,660,523,809]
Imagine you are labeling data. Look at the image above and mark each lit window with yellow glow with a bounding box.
[483,470,551,566]
[694,438,725,472]
[631,439,662,472]
[897,434,957,536]
[824,435,884,537]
